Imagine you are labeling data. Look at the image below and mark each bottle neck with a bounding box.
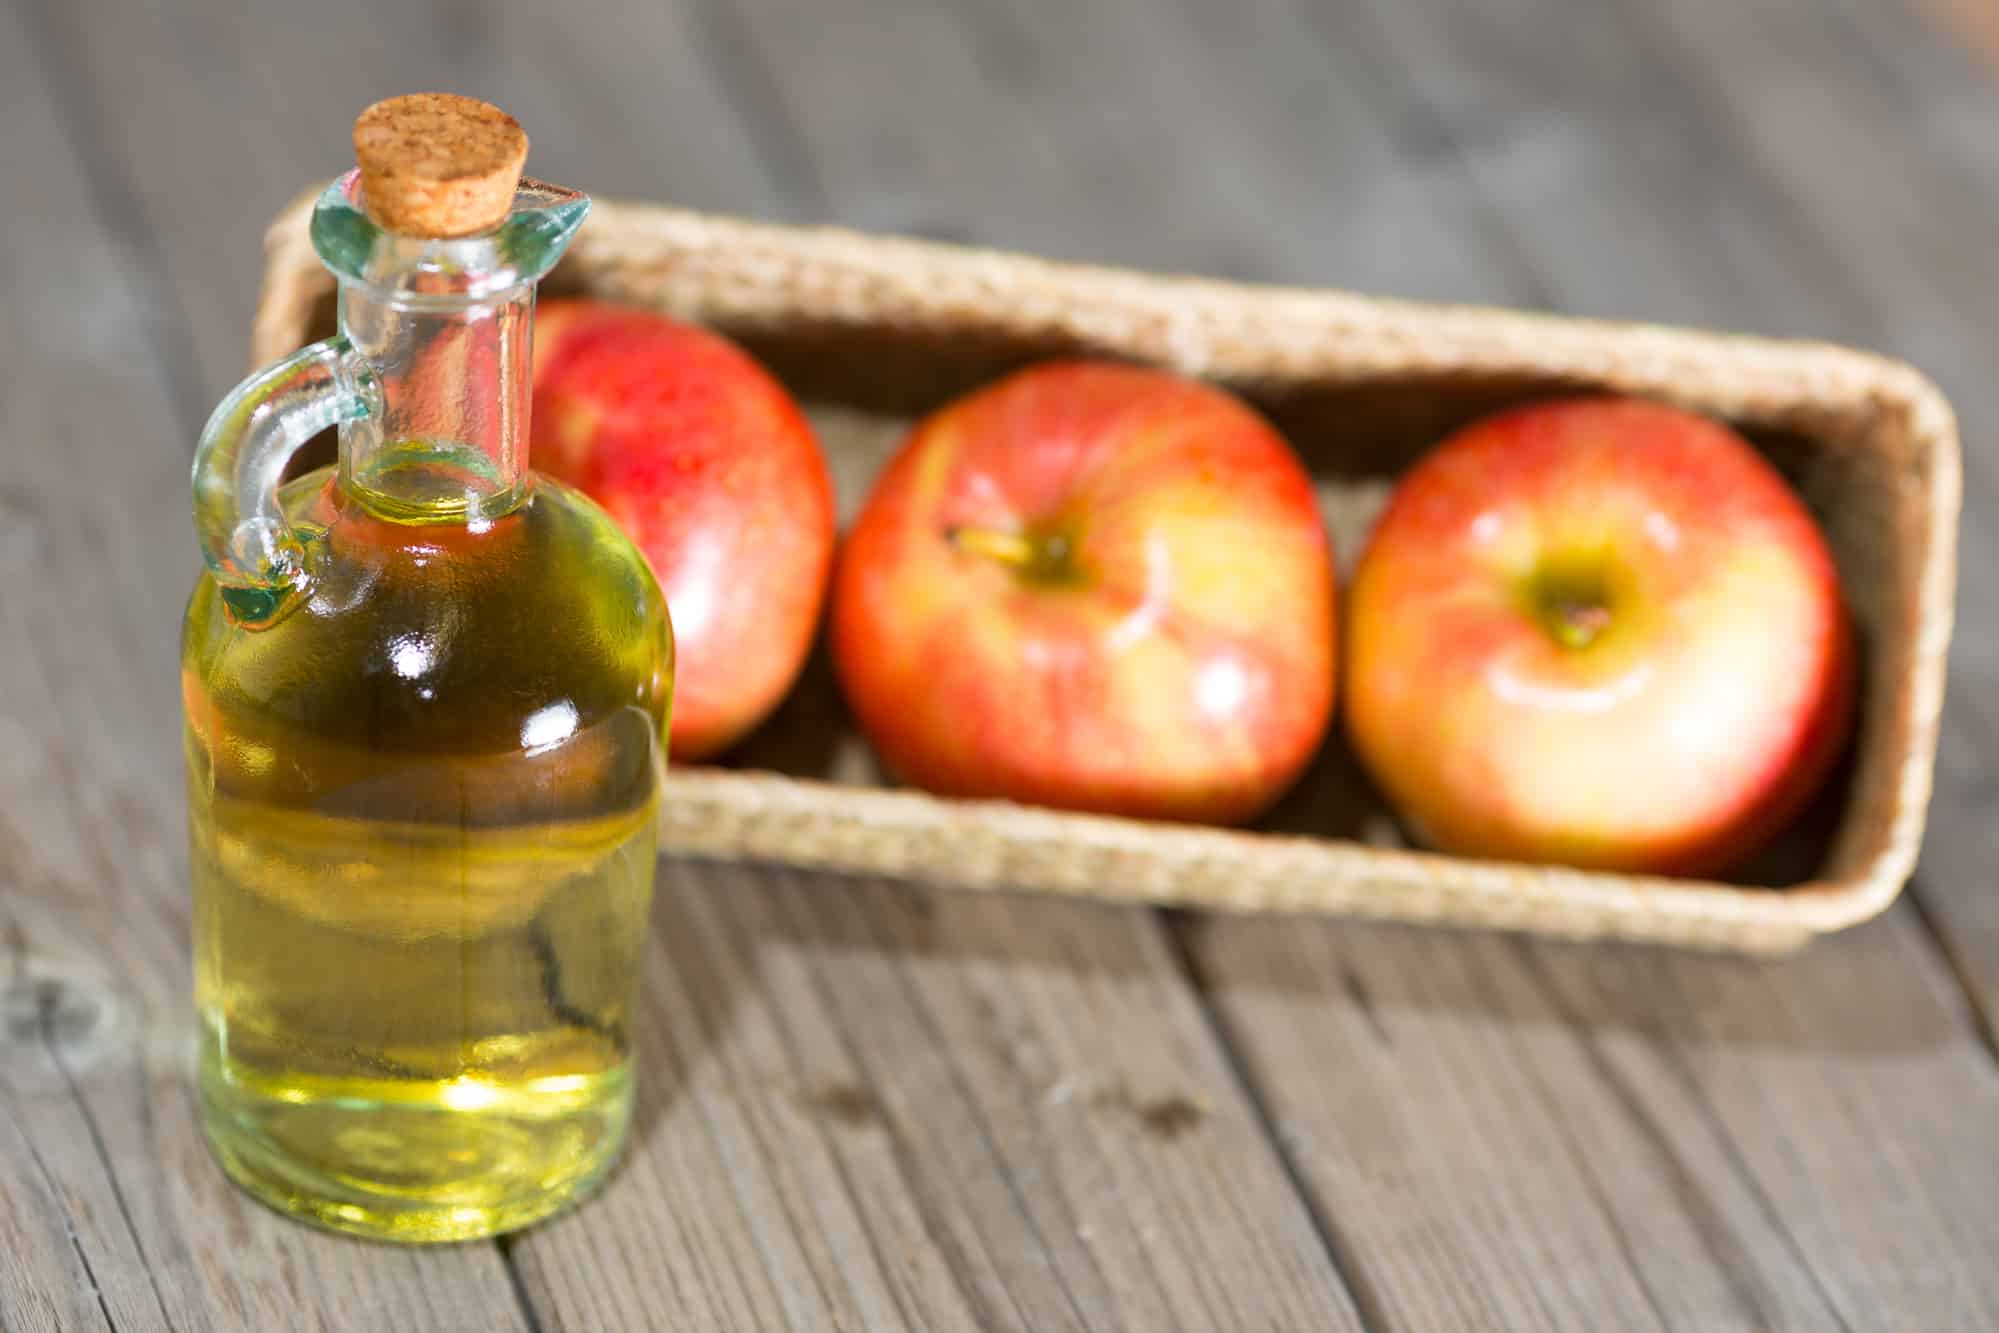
[336,279,533,525]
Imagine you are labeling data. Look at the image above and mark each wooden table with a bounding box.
[5,0,1998,1327]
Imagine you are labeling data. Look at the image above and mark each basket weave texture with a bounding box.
[254,190,1959,955]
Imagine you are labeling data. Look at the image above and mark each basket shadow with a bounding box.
[1171,900,1960,1058]
[617,865,1958,1180]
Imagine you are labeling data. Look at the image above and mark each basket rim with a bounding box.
[659,761,1921,933]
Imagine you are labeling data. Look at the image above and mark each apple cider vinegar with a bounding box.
[185,462,670,1241]
[182,98,672,1241]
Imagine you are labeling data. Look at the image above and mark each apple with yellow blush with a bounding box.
[1344,397,1853,875]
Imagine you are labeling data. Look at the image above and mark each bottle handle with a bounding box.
[192,335,379,626]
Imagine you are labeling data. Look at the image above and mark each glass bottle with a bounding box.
[181,96,673,1242]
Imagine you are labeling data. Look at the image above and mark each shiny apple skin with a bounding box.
[531,301,837,761]
[832,360,1338,825]
[1345,397,1854,876]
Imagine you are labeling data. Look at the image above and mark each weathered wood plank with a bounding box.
[710,0,1524,300]
[31,1,1999,1331]
[1612,0,1999,1045]
[1195,911,1999,1330]
[0,2,536,1329]
[1513,0,1999,1036]
[548,0,1999,1326]
[38,3,1369,1330]
[676,3,1886,1328]
[1186,918,1848,1330]
[1380,0,1999,1049]
[1527,924,1999,1325]
[509,861,1366,1332]
[42,0,792,405]
[1154,0,1999,1324]
[494,4,1359,1327]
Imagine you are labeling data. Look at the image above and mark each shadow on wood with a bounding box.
[1179,905,1963,1056]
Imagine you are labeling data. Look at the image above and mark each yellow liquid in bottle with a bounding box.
[183,463,672,1242]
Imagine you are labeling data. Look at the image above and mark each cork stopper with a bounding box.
[352,93,528,238]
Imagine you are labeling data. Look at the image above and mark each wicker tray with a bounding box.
[253,190,1958,954]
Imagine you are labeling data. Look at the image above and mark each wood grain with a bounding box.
[11,0,1999,1328]
[1165,0,1999,1325]
[1527,925,1999,1326]
[26,2,1367,1329]
[1191,913,1999,1330]
[714,0,1995,1322]
[508,861,1364,1332]
[0,2,535,1328]
[38,0,792,404]
[1188,919,1838,1330]
[1408,0,1999,1048]
[1616,0,1999,1047]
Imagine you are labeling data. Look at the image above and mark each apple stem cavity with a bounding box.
[1522,564,1617,650]
[946,524,1077,583]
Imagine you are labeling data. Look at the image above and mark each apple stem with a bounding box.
[1551,601,1613,650]
[946,525,1039,568]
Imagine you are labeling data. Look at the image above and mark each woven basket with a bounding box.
[253,190,1959,954]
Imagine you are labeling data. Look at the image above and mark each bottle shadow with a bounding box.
[615,850,1172,1161]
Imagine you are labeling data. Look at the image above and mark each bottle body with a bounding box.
[184,462,672,1241]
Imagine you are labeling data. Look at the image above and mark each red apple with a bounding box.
[531,301,836,761]
[831,360,1337,824]
[1345,396,1853,875]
